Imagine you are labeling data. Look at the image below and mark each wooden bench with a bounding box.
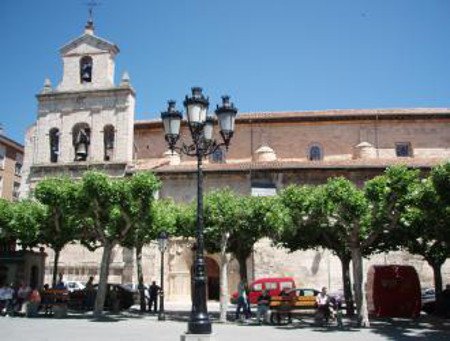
[40,289,69,318]
[269,289,318,324]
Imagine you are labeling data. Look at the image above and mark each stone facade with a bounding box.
[20,22,450,300]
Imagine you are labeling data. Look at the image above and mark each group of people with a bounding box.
[235,281,341,326]
[0,281,42,317]
[235,280,274,324]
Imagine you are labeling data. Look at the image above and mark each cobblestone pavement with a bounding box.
[1,301,449,341]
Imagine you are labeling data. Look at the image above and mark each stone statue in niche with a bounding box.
[74,128,90,161]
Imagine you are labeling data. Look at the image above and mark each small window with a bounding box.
[302,289,315,297]
[265,282,278,290]
[252,283,263,292]
[12,182,20,201]
[0,145,5,168]
[308,144,323,161]
[15,153,23,176]
[395,142,412,157]
[280,281,294,290]
[210,147,225,163]
[0,176,3,197]
[80,56,93,83]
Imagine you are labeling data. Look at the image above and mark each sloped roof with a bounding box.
[134,107,450,129]
[60,33,119,55]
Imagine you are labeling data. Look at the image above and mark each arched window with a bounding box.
[103,125,115,161]
[308,144,323,161]
[72,123,90,161]
[49,128,60,163]
[80,56,93,83]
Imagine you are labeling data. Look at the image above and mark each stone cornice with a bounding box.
[59,33,119,56]
[37,85,135,101]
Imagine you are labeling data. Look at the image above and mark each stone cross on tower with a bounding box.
[84,0,100,34]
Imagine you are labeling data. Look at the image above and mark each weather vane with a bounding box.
[85,0,101,23]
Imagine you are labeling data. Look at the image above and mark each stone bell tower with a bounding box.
[21,18,135,197]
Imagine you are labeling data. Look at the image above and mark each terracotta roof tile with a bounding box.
[135,108,450,128]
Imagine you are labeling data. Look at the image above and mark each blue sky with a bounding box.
[1,0,450,143]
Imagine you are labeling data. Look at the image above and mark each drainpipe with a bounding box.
[375,114,380,158]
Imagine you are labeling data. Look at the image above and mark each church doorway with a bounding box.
[191,257,220,301]
[205,257,220,301]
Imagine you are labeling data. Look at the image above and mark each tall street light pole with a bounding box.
[158,231,168,321]
[161,87,238,335]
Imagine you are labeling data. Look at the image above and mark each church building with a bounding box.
[21,20,450,300]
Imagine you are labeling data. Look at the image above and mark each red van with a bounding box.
[366,265,421,318]
[230,277,296,304]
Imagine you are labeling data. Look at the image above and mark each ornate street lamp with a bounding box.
[161,87,238,335]
[157,231,169,321]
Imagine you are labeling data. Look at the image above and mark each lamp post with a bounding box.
[161,87,238,335]
[158,231,168,321]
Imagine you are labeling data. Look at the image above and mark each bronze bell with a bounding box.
[75,143,88,161]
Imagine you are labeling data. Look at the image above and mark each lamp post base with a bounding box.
[180,333,216,341]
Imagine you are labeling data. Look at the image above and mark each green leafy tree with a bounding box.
[201,189,291,322]
[9,200,46,250]
[0,199,14,244]
[78,171,137,316]
[279,184,356,316]
[34,177,81,287]
[316,178,369,324]
[400,164,450,296]
[120,172,161,312]
[203,189,242,322]
[358,166,420,326]
[228,195,291,282]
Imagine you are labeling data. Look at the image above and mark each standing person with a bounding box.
[55,273,66,290]
[16,280,31,313]
[0,282,10,315]
[235,280,249,321]
[316,286,330,324]
[256,289,271,324]
[83,276,95,311]
[148,281,160,313]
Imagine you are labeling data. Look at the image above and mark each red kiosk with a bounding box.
[366,265,421,318]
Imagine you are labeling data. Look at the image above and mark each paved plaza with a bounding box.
[1,302,450,341]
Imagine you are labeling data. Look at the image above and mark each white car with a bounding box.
[66,281,86,292]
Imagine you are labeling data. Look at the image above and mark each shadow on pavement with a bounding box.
[369,317,450,340]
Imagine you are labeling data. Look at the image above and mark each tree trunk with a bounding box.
[52,249,60,288]
[236,253,248,283]
[219,233,230,323]
[136,243,146,312]
[94,241,114,317]
[351,245,370,327]
[431,262,443,297]
[339,255,354,316]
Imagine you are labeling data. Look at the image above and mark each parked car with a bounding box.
[69,283,135,310]
[230,277,296,304]
[66,281,86,293]
[421,287,436,314]
[123,283,149,304]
